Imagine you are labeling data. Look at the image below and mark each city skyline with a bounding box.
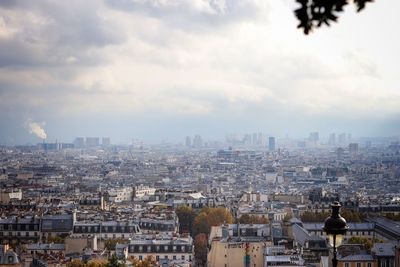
[1,1,399,144]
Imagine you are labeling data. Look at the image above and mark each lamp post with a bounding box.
[323,201,348,267]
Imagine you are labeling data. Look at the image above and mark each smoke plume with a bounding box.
[26,120,47,139]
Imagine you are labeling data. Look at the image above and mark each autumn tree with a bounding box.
[238,214,269,224]
[385,213,400,221]
[129,256,157,267]
[194,233,208,267]
[67,260,86,267]
[300,209,364,223]
[193,207,233,236]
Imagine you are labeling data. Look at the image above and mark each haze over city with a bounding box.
[1,2,400,267]
[0,0,399,144]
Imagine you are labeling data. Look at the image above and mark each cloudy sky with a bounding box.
[0,0,399,144]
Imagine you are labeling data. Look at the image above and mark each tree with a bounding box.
[347,236,373,249]
[294,0,374,34]
[385,213,400,221]
[176,205,196,235]
[193,207,233,236]
[194,233,208,267]
[67,260,86,267]
[67,260,106,267]
[300,209,364,222]
[238,214,269,224]
[129,256,157,267]
[105,254,126,267]
[104,238,127,251]
[47,236,65,244]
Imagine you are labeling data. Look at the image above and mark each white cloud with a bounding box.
[0,0,400,142]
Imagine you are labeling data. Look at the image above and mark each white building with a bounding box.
[134,186,156,199]
[108,187,133,203]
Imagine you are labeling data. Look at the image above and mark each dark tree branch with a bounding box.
[295,0,374,34]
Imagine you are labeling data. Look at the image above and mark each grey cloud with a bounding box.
[0,0,126,68]
[105,0,266,30]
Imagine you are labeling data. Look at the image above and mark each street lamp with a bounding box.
[323,201,348,267]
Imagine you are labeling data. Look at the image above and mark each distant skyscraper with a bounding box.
[347,133,352,142]
[328,133,336,146]
[269,137,276,151]
[193,135,203,148]
[349,143,359,154]
[309,132,319,143]
[338,133,346,145]
[86,137,99,147]
[185,136,192,148]
[243,134,251,146]
[365,140,372,148]
[102,137,111,146]
[74,137,85,148]
[258,132,263,145]
[252,133,258,145]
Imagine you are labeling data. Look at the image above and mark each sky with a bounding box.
[0,0,399,144]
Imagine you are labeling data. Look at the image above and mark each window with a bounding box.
[345,263,350,267]
[164,246,168,251]
[181,255,185,260]
[173,256,176,260]
[25,232,29,237]
[368,263,372,267]
[357,263,361,267]
[147,246,151,252]
[139,256,142,260]
[139,246,143,252]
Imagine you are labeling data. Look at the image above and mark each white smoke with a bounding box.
[26,120,47,139]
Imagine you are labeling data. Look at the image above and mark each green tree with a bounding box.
[176,205,196,235]
[105,254,126,267]
[347,236,373,250]
[104,238,127,251]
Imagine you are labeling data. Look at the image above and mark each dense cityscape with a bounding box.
[1,0,399,266]
[0,133,399,266]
